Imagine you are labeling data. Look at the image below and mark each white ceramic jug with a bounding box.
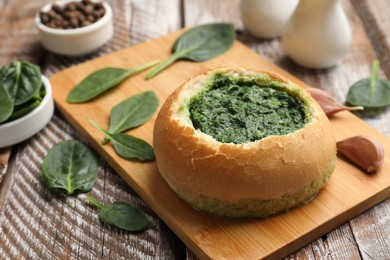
[282,0,352,69]
[240,0,299,38]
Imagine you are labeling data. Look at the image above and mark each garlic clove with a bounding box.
[307,88,363,117]
[337,135,385,173]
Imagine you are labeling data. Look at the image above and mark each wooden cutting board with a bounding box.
[50,30,390,260]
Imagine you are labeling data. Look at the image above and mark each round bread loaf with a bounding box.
[153,67,336,218]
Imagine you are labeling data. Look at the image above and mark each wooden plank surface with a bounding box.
[183,0,390,258]
[0,0,186,259]
[0,0,389,259]
[49,30,390,259]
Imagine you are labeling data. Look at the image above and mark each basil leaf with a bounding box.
[108,91,159,134]
[87,196,149,232]
[0,61,42,106]
[89,119,155,161]
[146,23,236,79]
[41,140,99,195]
[67,60,159,103]
[346,60,390,108]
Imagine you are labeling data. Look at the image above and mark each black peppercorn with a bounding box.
[84,4,94,15]
[40,0,106,29]
[70,18,79,28]
[52,5,63,14]
[40,12,50,23]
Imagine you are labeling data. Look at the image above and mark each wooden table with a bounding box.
[0,0,389,259]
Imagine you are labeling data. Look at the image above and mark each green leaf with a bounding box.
[346,60,390,108]
[5,84,46,122]
[41,140,99,195]
[0,79,13,123]
[173,23,236,61]
[0,61,42,106]
[6,99,41,122]
[67,60,160,103]
[0,61,43,124]
[108,91,159,135]
[146,23,236,79]
[87,196,149,232]
[109,133,155,161]
[89,119,155,161]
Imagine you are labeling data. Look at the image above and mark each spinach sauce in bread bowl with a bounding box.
[189,73,310,144]
[153,67,336,218]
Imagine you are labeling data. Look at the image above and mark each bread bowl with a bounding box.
[153,67,336,218]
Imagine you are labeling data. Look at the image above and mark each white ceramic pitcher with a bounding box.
[282,0,352,69]
[240,0,299,38]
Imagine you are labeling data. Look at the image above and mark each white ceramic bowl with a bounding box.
[0,76,54,148]
[35,0,113,56]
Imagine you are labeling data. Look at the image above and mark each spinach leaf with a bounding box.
[346,60,390,108]
[87,196,149,232]
[41,140,99,195]
[6,84,46,122]
[0,61,43,123]
[0,80,13,123]
[0,61,42,105]
[67,60,159,103]
[7,99,41,121]
[108,133,155,161]
[108,91,159,135]
[89,119,155,161]
[146,23,236,79]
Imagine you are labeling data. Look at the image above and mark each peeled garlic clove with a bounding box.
[337,135,384,173]
[307,88,363,117]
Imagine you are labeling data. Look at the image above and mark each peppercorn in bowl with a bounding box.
[35,0,113,56]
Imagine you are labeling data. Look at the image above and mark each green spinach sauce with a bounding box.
[189,73,309,144]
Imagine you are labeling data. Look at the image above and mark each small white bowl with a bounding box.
[35,0,113,56]
[0,76,54,148]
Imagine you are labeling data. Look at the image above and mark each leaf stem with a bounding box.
[369,59,379,105]
[145,52,182,80]
[15,61,21,88]
[127,59,160,76]
[88,118,111,140]
[101,137,110,145]
[86,195,105,209]
[31,93,43,102]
